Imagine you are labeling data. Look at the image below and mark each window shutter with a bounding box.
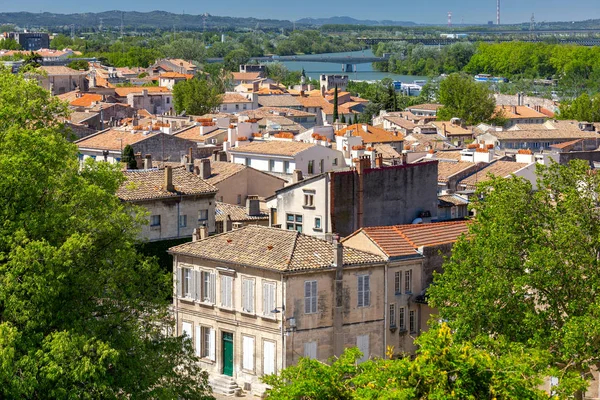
[210,273,216,303]
[249,280,255,313]
[263,341,275,375]
[195,325,201,357]
[221,276,226,307]
[304,341,317,359]
[364,276,370,306]
[242,279,247,311]
[311,281,317,313]
[176,268,182,298]
[243,336,254,371]
[182,321,193,339]
[209,328,216,361]
[357,276,364,307]
[357,335,369,363]
[263,283,269,315]
[193,270,199,301]
[304,281,311,314]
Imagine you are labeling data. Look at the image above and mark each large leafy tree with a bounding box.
[263,324,574,399]
[437,72,500,125]
[0,69,212,399]
[429,160,600,398]
[559,92,600,122]
[172,76,223,116]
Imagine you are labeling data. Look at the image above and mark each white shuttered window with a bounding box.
[263,282,276,317]
[221,275,233,308]
[304,281,317,314]
[357,275,370,307]
[263,341,276,375]
[242,278,255,313]
[357,335,369,363]
[304,341,317,359]
[242,336,255,371]
[201,271,216,303]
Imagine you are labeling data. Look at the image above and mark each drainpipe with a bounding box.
[281,274,287,371]
[383,262,388,358]
[176,196,181,238]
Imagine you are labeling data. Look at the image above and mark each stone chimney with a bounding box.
[375,153,383,168]
[332,234,343,268]
[293,169,303,183]
[223,215,232,233]
[144,154,152,169]
[194,165,200,176]
[199,225,209,240]
[200,159,211,180]
[192,228,201,242]
[164,166,174,192]
[135,152,143,169]
[186,147,194,172]
[401,152,408,165]
[246,195,260,216]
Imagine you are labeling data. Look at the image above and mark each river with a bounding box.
[274,49,427,83]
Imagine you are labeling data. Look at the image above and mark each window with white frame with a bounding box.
[303,193,314,207]
[404,269,412,294]
[263,340,276,375]
[220,275,233,308]
[304,341,317,359]
[201,271,216,303]
[242,335,255,371]
[196,325,215,360]
[394,271,401,294]
[399,307,405,330]
[389,304,396,328]
[314,216,322,230]
[179,214,187,228]
[242,278,255,313]
[183,268,193,298]
[409,310,416,333]
[304,280,317,314]
[357,274,370,307]
[182,321,193,340]
[263,281,276,317]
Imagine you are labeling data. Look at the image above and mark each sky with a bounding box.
[4,0,599,25]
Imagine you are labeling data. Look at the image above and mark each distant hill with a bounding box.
[297,16,417,27]
[0,11,296,31]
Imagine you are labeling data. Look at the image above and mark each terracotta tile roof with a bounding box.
[168,59,196,70]
[117,166,217,201]
[432,121,472,136]
[56,90,81,102]
[228,141,315,156]
[297,95,329,108]
[383,116,417,130]
[159,72,194,79]
[432,150,463,161]
[70,93,103,107]
[404,133,453,152]
[458,161,529,188]
[550,138,584,150]
[215,202,269,222]
[487,129,600,141]
[373,144,401,159]
[170,225,383,271]
[257,95,302,108]
[232,72,262,81]
[114,86,171,97]
[336,124,404,143]
[175,126,227,143]
[407,103,443,111]
[348,221,469,259]
[495,105,547,119]
[75,128,158,151]
[69,111,99,124]
[202,161,246,185]
[437,161,479,183]
[222,93,252,104]
[239,107,315,118]
[350,96,369,103]
[38,66,85,75]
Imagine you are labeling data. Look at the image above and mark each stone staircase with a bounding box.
[209,374,241,397]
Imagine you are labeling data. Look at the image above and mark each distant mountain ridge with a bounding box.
[297,16,417,26]
[0,11,296,31]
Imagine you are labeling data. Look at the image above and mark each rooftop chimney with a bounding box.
[200,159,211,180]
[199,225,208,240]
[362,124,369,133]
[293,169,303,183]
[375,153,383,168]
[144,154,152,169]
[332,234,343,268]
[246,195,260,216]
[164,166,174,192]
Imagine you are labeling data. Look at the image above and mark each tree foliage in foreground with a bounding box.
[429,160,600,397]
[0,69,212,399]
[558,92,600,122]
[172,76,223,116]
[437,72,502,125]
[263,323,575,399]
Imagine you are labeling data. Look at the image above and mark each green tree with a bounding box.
[0,70,212,398]
[437,73,498,125]
[332,85,339,123]
[122,144,137,169]
[66,60,89,71]
[559,92,600,122]
[340,113,346,123]
[172,77,223,116]
[22,52,43,70]
[265,62,289,86]
[263,324,574,399]
[50,34,74,50]
[0,38,21,50]
[224,48,250,72]
[428,160,600,399]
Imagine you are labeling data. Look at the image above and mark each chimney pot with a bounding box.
[332,235,343,268]
[293,169,303,183]
[164,166,174,192]
[144,154,152,169]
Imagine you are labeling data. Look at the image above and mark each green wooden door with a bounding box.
[222,332,234,377]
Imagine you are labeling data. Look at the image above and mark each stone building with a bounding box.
[117,166,217,240]
[169,225,385,395]
[342,220,469,354]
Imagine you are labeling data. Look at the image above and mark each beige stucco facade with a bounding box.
[214,167,285,206]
